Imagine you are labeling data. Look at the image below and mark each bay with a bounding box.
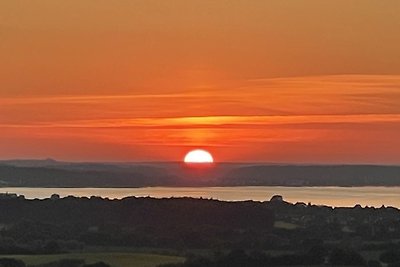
[1,186,400,208]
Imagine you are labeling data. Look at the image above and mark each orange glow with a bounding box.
[184,150,214,164]
[1,2,400,163]
[1,75,400,163]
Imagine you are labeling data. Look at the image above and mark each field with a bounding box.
[2,252,185,267]
[273,221,299,230]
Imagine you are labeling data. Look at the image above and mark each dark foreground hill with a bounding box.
[0,159,400,187]
[0,196,274,252]
[0,196,399,267]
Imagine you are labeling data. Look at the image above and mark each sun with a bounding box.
[184,149,214,164]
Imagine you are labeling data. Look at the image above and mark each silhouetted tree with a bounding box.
[368,260,382,267]
[83,262,111,267]
[330,248,366,266]
[0,258,25,267]
[380,250,400,264]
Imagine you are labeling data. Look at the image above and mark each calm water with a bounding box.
[1,186,399,208]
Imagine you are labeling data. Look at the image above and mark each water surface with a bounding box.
[1,186,399,208]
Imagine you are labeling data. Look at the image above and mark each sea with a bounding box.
[1,186,399,208]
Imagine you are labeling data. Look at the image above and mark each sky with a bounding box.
[1,1,400,163]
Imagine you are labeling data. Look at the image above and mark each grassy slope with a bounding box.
[2,252,184,267]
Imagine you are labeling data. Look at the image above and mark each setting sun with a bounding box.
[184,149,214,164]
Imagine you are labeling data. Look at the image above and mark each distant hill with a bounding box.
[0,158,62,167]
[0,164,177,187]
[0,159,399,187]
[221,164,400,186]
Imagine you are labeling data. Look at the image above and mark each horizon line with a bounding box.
[1,158,400,167]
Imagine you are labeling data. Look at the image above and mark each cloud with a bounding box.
[1,74,400,127]
[1,75,400,162]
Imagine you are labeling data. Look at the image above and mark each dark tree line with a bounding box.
[0,258,110,267]
[159,248,367,267]
[0,197,274,252]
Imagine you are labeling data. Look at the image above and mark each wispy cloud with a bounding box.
[2,114,400,129]
[0,93,212,105]
[1,75,400,162]
[2,75,400,124]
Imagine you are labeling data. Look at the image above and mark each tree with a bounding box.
[380,250,400,264]
[83,262,111,267]
[0,258,26,267]
[329,248,366,266]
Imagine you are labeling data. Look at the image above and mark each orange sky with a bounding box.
[1,1,400,163]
